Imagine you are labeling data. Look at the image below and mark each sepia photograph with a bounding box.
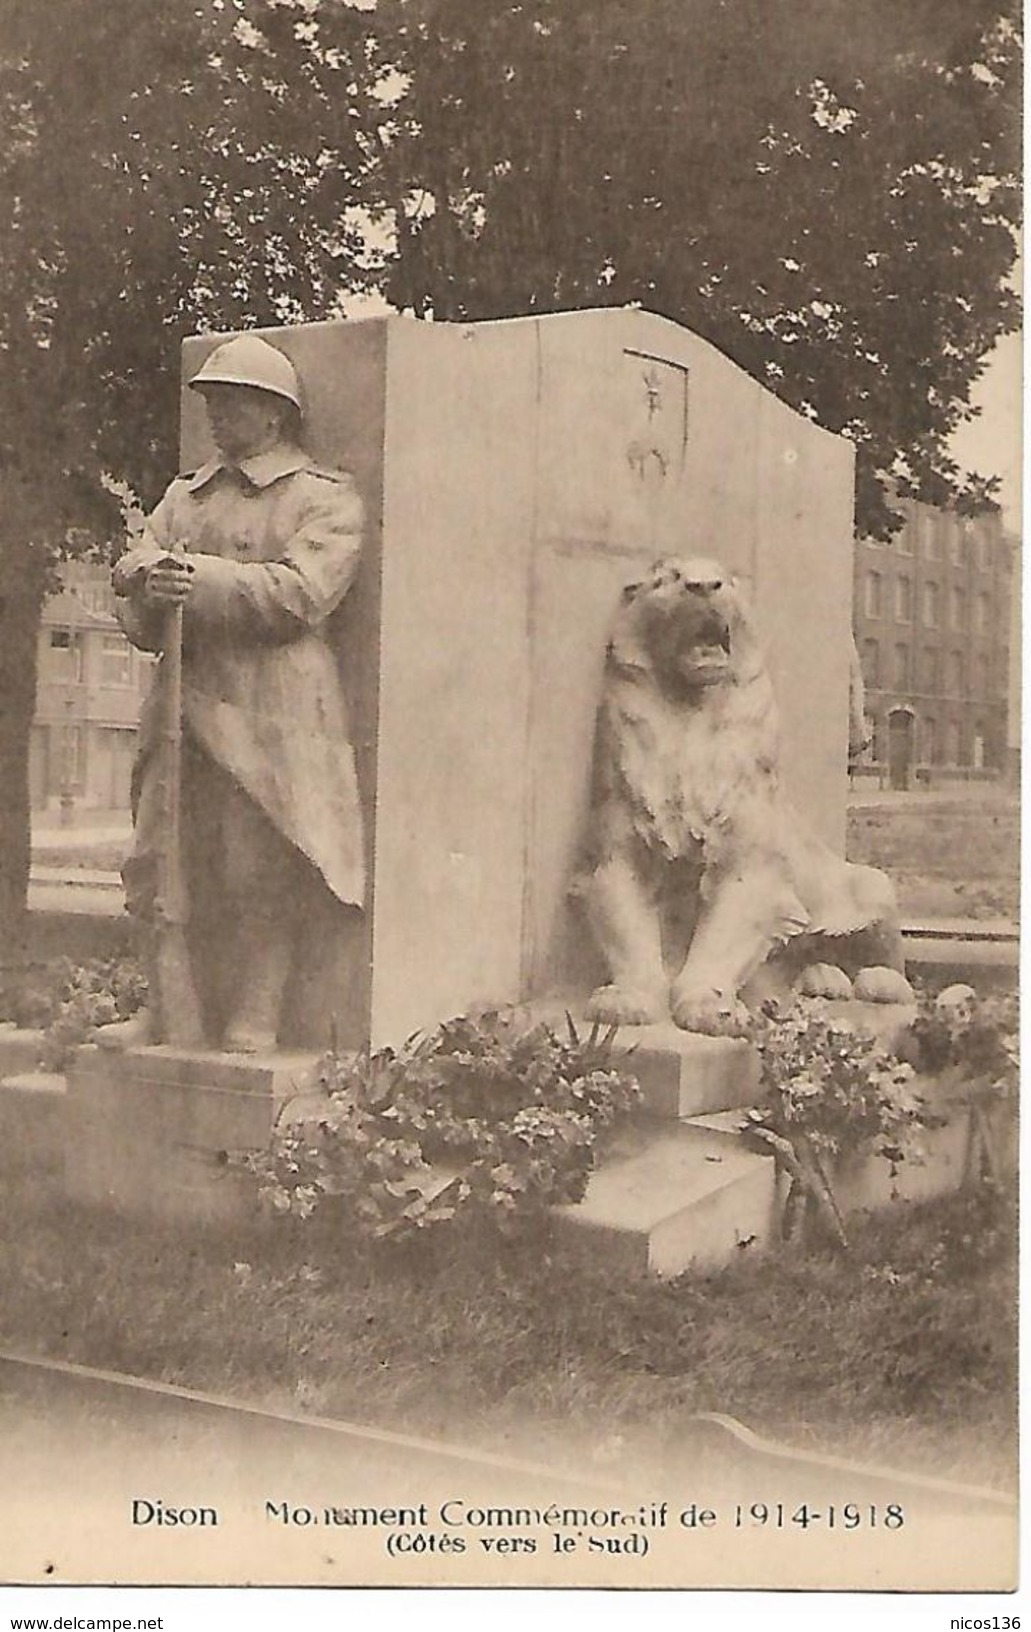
[0,0,1021,1604]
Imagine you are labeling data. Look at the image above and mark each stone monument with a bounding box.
[174,306,861,1047]
[66,307,870,1220]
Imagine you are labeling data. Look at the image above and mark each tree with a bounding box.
[369,0,1021,535]
[0,0,384,977]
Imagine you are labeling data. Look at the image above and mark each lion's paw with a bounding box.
[670,985,750,1037]
[584,984,667,1026]
[853,966,915,1004]
[796,963,854,1000]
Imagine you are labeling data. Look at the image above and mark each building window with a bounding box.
[61,724,86,791]
[949,651,964,696]
[894,643,910,688]
[922,647,938,692]
[949,523,963,565]
[922,582,939,627]
[947,719,963,765]
[922,717,937,763]
[897,519,913,554]
[862,638,880,688]
[922,512,942,558]
[99,633,132,687]
[47,628,83,683]
[864,570,883,619]
[950,586,966,631]
[76,583,114,617]
[978,532,992,571]
[976,593,991,636]
[895,575,912,621]
[977,653,990,698]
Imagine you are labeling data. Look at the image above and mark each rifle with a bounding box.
[152,574,205,1047]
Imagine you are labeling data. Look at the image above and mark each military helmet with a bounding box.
[188,334,302,410]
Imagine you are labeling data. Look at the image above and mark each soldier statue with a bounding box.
[102,334,365,1053]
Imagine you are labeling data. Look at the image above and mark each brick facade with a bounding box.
[852,501,1017,787]
[31,562,155,811]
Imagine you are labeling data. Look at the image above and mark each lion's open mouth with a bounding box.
[691,630,731,661]
[677,613,732,683]
[680,650,731,683]
[641,591,735,694]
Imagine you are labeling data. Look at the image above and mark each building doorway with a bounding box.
[97,728,136,808]
[887,707,915,791]
[29,725,49,809]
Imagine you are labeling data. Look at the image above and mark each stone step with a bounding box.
[555,1051,1006,1274]
[685,1078,1002,1217]
[0,1069,67,1173]
[620,1027,762,1118]
[553,1119,777,1278]
[83,1042,324,1095]
[535,1001,919,1125]
[63,1044,324,1221]
[0,1025,45,1077]
[531,1006,762,1118]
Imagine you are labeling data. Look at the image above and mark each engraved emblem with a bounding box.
[624,350,689,487]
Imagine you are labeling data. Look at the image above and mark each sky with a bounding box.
[949,325,1023,533]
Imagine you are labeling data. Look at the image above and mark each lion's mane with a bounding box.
[587,557,789,884]
[579,556,908,1034]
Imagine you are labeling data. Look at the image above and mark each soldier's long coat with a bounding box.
[114,444,365,909]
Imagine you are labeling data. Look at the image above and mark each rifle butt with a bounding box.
[154,929,206,1048]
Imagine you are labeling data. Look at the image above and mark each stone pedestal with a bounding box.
[63,1046,320,1223]
[549,999,999,1275]
[554,1120,777,1277]
[0,1024,46,1078]
[0,1070,65,1174]
[179,309,855,1049]
[530,1007,763,1117]
[549,1021,776,1274]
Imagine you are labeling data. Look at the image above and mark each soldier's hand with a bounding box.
[145,554,195,605]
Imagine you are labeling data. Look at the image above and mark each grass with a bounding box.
[847,790,1018,920]
[0,1169,1016,1492]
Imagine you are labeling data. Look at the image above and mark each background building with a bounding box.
[852,500,1017,789]
[29,505,1020,810]
[31,562,154,811]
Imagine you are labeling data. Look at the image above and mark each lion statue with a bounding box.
[578,556,913,1036]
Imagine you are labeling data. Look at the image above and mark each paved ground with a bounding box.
[0,1353,1011,1589]
[27,879,125,917]
[32,819,131,853]
[847,784,1018,809]
[28,793,1019,945]
[0,1354,571,1586]
[35,785,1017,837]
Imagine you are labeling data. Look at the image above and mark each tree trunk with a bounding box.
[0,536,46,1000]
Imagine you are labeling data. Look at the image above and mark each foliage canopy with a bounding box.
[373,0,1022,534]
[0,0,1021,536]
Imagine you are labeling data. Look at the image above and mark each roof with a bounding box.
[41,586,117,630]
